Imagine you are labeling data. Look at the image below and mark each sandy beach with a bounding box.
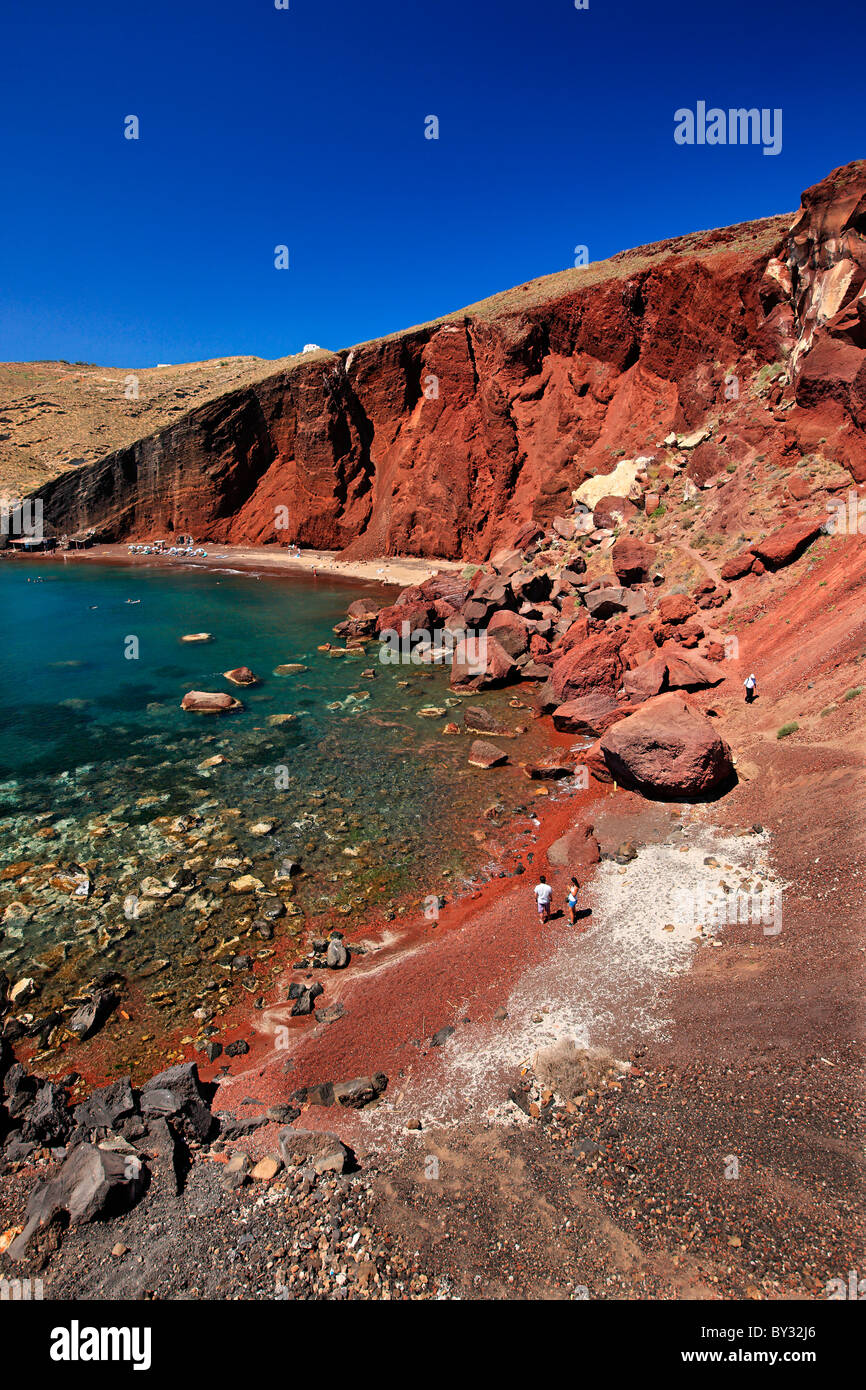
[7,542,471,590]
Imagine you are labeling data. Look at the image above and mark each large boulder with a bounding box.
[551,692,627,736]
[656,593,698,624]
[139,1062,215,1143]
[375,600,434,636]
[490,547,525,578]
[347,598,381,619]
[612,536,654,585]
[7,1143,148,1259]
[463,574,515,626]
[598,693,734,798]
[548,622,624,703]
[487,610,532,658]
[622,648,724,699]
[592,495,639,530]
[585,587,647,620]
[661,649,726,691]
[622,656,668,700]
[750,518,824,568]
[451,635,516,690]
[720,550,756,581]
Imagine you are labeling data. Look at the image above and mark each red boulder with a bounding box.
[599,693,734,798]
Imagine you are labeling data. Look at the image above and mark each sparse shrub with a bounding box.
[843,687,862,702]
[726,463,737,473]
[776,722,799,739]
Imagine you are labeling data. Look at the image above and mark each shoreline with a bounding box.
[2,542,470,591]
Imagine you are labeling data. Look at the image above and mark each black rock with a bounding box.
[68,988,118,1040]
[73,1077,135,1134]
[139,1116,186,1198]
[203,1041,223,1063]
[24,1082,72,1146]
[266,1103,301,1124]
[253,920,274,940]
[431,1025,455,1047]
[3,1062,36,1119]
[216,1113,268,1140]
[230,955,252,972]
[7,1141,148,1257]
[224,1039,250,1057]
[139,1062,215,1143]
[508,1085,533,1117]
[261,899,287,920]
[333,1073,388,1109]
[168,868,197,891]
[286,982,303,1000]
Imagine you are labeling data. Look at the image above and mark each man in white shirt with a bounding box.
[534,875,553,923]
[744,673,757,704]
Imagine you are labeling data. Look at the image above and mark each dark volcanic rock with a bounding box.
[139,1062,215,1143]
[7,1142,148,1259]
[68,988,118,1040]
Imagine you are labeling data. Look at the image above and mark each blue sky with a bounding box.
[0,0,862,367]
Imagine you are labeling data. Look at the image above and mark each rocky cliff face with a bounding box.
[31,162,866,559]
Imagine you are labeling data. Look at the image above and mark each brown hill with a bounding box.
[9,160,866,568]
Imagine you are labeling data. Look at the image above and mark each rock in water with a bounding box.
[223,666,259,686]
[181,690,242,713]
[468,739,508,768]
[599,692,734,798]
[68,988,118,1040]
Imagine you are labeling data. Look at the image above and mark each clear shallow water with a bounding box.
[0,560,544,1075]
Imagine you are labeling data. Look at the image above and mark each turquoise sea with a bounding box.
[0,559,545,1073]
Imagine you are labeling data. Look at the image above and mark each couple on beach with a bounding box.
[533,874,584,928]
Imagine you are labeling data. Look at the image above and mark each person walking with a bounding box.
[744,673,757,704]
[533,874,553,924]
[566,875,580,926]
